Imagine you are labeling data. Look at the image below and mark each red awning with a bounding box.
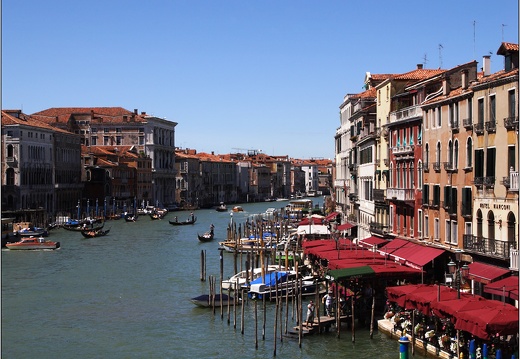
[483,275,519,300]
[389,242,420,263]
[359,236,389,248]
[377,238,409,256]
[337,222,355,231]
[467,262,510,284]
[454,305,519,339]
[404,245,444,269]
[298,216,325,226]
[324,212,339,221]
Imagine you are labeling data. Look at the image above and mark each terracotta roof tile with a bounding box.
[394,68,445,81]
[497,42,519,54]
[2,110,72,134]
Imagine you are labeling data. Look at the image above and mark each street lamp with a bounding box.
[447,258,469,299]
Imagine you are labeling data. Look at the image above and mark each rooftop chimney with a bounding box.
[134,109,138,115]
[482,55,491,76]
[417,64,423,69]
[461,69,469,90]
[442,77,450,96]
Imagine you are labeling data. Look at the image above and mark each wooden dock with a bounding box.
[288,315,351,336]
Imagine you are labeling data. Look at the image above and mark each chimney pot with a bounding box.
[134,109,138,115]
[417,64,423,69]
[482,55,491,76]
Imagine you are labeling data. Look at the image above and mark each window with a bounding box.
[418,209,423,238]
[436,142,441,163]
[489,95,496,123]
[475,149,484,178]
[445,220,451,243]
[466,138,473,168]
[436,107,442,127]
[478,98,484,124]
[486,148,496,178]
[423,184,429,205]
[104,128,109,133]
[508,90,516,118]
[116,136,122,145]
[434,218,440,241]
[103,136,110,145]
[139,136,145,145]
[508,146,516,171]
[424,215,429,238]
[425,143,430,166]
[116,128,122,133]
[454,140,459,169]
[418,160,423,187]
[7,144,13,157]
[433,184,440,206]
[448,140,453,165]
[468,97,473,121]
[451,220,458,245]
[461,187,472,217]
[91,136,97,145]
[424,110,429,130]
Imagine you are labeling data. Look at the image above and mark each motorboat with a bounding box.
[17,227,49,238]
[6,236,60,250]
[247,271,317,301]
[222,265,287,291]
[190,293,235,308]
[232,206,244,212]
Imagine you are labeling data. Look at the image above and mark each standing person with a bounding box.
[323,291,333,317]
[190,211,194,221]
[306,300,315,328]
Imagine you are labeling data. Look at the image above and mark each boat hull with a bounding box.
[190,294,234,308]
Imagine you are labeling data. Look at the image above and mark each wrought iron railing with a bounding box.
[463,234,516,260]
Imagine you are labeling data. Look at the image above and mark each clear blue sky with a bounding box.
[2,0,518,159]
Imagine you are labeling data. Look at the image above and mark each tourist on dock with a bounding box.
[323,291,333,317]
[306,300,315,328]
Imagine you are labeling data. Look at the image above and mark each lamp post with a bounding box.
[447,258,469,299]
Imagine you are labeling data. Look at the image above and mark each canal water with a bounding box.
[2,199,401,358]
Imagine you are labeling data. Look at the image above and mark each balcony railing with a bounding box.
[450,120,459,132]
[483,176,495,187]
[473,177,483,186]
[348,193,358,202]
[509,171,519,191]
[387,188,415,202]
[369,221,388,236]
[504,116,519,131]
[432,162,441,172]
[429,200,440,208]
[462,118,473,129]
[389,105,423,124]
[6,156,16,163]
[474,122,484,135]
[348,163,358,173]
[392,145,414,156]
[423,163,429,172]
[443,162,457,172]
[485,120,496,133]
[463,234,516,260]
[373,189,385,203]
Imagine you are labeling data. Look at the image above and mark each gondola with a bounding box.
[124,214,138,222]
[149,212,165,220]
[168,216,197,225]
[63,221,105,232]
[197,230,214,242]
[80,228,110,238]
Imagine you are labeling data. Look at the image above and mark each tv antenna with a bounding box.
[473,20,477,59]
[438,44,443,68]
[422,53,428,66]
[502,23,507,41]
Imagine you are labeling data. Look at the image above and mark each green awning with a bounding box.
[325,266,375,281]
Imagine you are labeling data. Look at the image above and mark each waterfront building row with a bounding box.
[334,42,519,283]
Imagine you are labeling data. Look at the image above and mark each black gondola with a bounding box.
[80,228,110,238]
[168,216,197,225]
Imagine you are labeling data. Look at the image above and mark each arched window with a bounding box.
[466,137,473,168]
[448,140,453,165]
[454,140,459,169]
[487,211,495,242]
[417,160,423,187]
[436,142,441,164]
[507,212,516,245]
[7,144,13,157]
[476,209,483,239]
[425,143,430,166]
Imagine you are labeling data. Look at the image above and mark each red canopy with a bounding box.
[298,216,324,226]
[337,222,355,231]
[324,212,339,221]
[454,305,519,339]
[483,275,519,300]
[432,297,506,320]
[467,262,510,284]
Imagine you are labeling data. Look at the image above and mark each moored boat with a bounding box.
[6,236,60,250]
[232,206,244,212]
[222,264,287,291]
[124,213,138,222]
[80,228,110,238]
[190,293,235,308]
[247,271,316,301]
[17,227,49,238]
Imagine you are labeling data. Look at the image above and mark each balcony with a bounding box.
[386,188,415,202]
[350,134,358,142]
[348,163,358,174]
[383,158,389,166]
[504,116,519,131]
[348,193,358,202]
[485,120,496,133]
[392,145,414,156]
[450,119,459,132]
[423,163,429,173]
[483,176,495,187]
[432,162,441,172]
[6,156,16,164]
[389,105,423,124]
[473,177,483,186]
[474,122,484,135]
[511,248,519,271]
[463,234,516,260]
[443,162,457,173]
[462,118,473,129]
[373,188,385,203]
[369,221,389,236]
[429,200,440,209]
